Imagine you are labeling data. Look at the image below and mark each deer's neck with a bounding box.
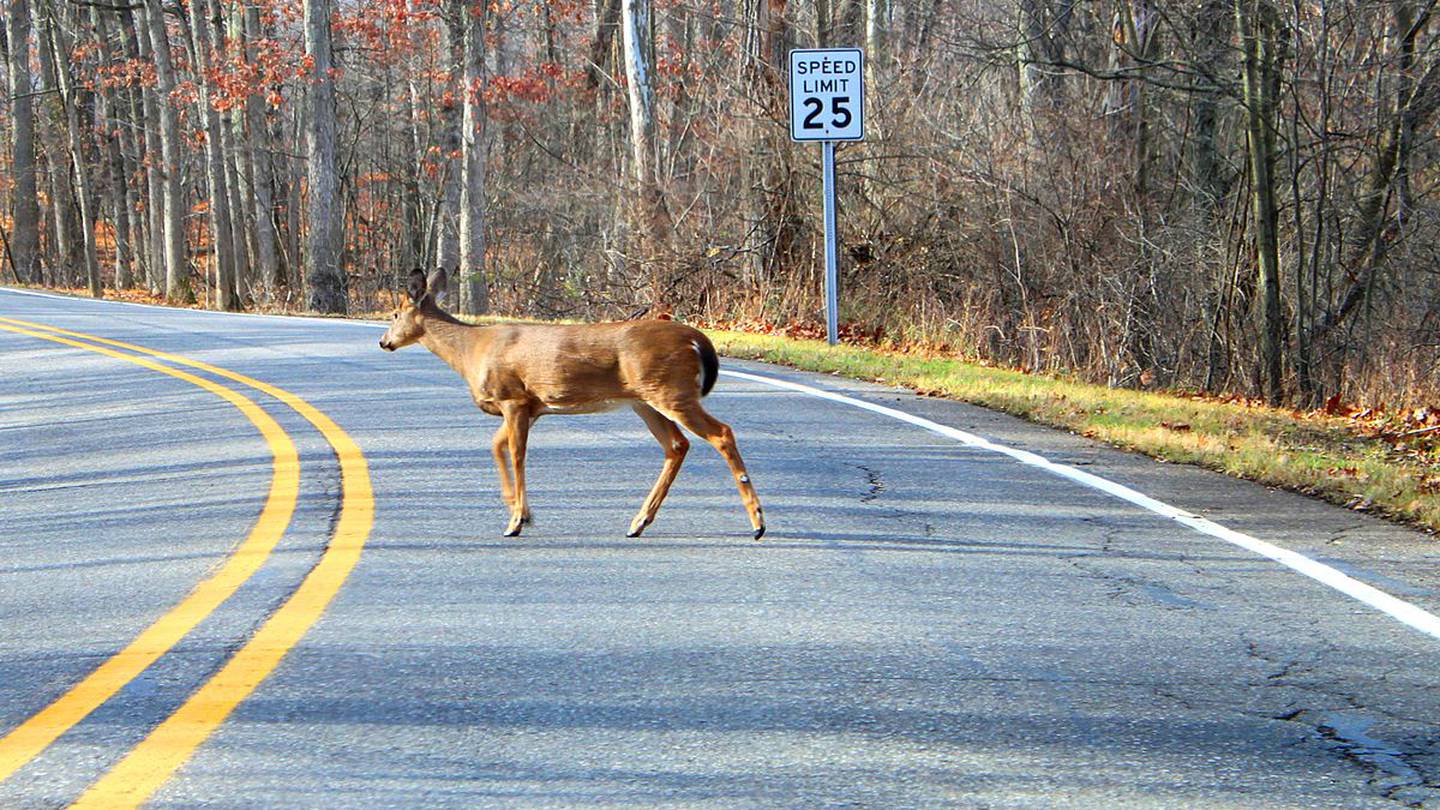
[418,314,484,379]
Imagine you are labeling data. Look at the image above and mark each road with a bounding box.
[1,286,1439,809]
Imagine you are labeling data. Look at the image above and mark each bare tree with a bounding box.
[1235,0,1284,403]
[457,0,488,315]
[142,0,191,303]
[185,0,239,309]
[621,0,667,298]
[5,0,39,283]
[303,0,344,313]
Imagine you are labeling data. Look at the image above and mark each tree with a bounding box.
[435,0,462,275]
[240,1,281,298]
[303,0,344,313]
[457,0,487,315]
[620,0,668,301]
[143,0,192,303]
[1235,0,1284,403]
[186,0,239,309]
[46,0,100,297]
[6,0,39,284]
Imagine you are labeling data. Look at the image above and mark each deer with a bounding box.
[379,269,766,540]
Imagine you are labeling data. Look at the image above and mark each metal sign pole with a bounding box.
[822,140,839,346]
[788,47,862,348]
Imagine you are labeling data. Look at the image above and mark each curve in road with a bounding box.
[0,315,373,808]
[0,320,300,784]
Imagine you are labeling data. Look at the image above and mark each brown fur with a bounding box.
[380,269,765,539]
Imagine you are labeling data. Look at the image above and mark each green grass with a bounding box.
[708,329,1440,534]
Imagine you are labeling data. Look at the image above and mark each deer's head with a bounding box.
[379,268,449,351]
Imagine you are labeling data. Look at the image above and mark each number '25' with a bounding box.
[802,96,853,130]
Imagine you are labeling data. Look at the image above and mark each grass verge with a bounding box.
[708,329,1440,535]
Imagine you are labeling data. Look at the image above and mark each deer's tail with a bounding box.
[694,335,719,397]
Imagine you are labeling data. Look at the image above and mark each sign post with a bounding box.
[789,48,864,346]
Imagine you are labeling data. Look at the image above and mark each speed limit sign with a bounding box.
[789,48,865,142]
[787,47,865,345]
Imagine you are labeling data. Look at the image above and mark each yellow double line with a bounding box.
[0,317,374,808]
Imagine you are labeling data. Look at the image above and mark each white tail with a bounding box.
[380,269,765,539]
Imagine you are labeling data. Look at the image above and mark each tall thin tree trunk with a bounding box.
[621,0,667,300]
[93,6,134,289]
[436,1,462,276]
[457,0,488,315]
[212,0,251,299]
[242,1,280,298]
[1236,0,1284,403]
[143,0,192,302]
[1188,0,1231,213]
[746,0,795,292]
[34,0,78,287]
[587,0,621,90]
[185,0,238,309]
[48,0,100,297]
[128,5,164,293]
[303,0,344,312]
[6,0,39,283]
[404,77,427,270]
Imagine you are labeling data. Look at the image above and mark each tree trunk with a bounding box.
[457,0,488,315]
[1307,5,1440,350]
[34,0,79,287]
[435,1,462,275]
[92,6,134,289]
[5,0,39,283]
[1187,0,1231,213]
[1236,0,1284,404]
[586,0,621,91]
[143,0,192,303]
[745,0,796,292]
[303,0,345,313]
[1017,0,1071,116]
[404,77,426,270]
[242,1,281,298]
[621,0,667,300]
[123,5,164,293]
[185,0,238,310]
[47,0,101,297]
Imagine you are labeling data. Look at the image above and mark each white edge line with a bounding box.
[9,286,1439,642]
[718,368,1440,643]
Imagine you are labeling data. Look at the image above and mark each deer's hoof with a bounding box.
[753,524,766,541]
[626,517,652,538]
[503,521,524,537]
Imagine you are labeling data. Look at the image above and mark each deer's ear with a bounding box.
[427,268,449,304]
[407,268,428,304]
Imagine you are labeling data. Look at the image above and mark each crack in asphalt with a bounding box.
[1246,638,1440,807]
[852,463,886,503]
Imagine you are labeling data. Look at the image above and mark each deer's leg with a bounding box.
[627,402,689,538]
[491,424,515,510]
[501,402,534,537]
[660,399,765,539]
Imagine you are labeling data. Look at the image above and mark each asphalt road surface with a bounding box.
[2,286,1439,809]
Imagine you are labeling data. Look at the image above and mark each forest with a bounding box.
[2,0,1438,408]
